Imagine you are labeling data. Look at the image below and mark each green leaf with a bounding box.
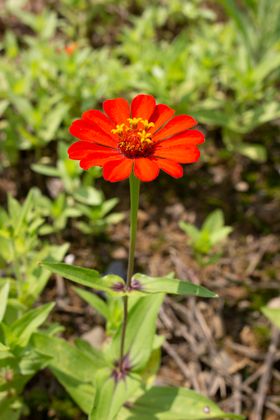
[0,342,11,352]
[32,334,111,415]
[238,143,267,162]
[0,343,14,360]
[32,333,108,380]
[0,282,10,322]
[0,395,22,420]
[139,338,162,385]
[254,53,280,81]
[73,186,103,206]
[179,221,200,241]
[41,103,69,142]
[194,231,212,255]
[252,102,280,127]
[90,370,141,420]
[0,100,9,116]
[19,350,51,375]
[31,163,60,177]
[0,237,13,262]
[132,274,217,298]
[211,227,233,245]
[14,189,34,236]
[40,11,57,39]
[75,338,106,361]
[262,307,280,329]
[100,198,119,217]
[106,212,124,225]
[7,195,21,223]
[41,262,124,295]
[202,210,224,233]
[218,0,254,59]
[192,108,231,128]
[111,294,164,370]
[74,287,109,320]
[9,303,54,347]
[118,386,245,419]
[52,369,96,415]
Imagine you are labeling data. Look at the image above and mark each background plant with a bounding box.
[0,190,68,312]
[1,0,279,167]
[179,209,233,266]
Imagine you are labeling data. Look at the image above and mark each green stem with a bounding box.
[126,173,140,288]
[12,240,22,317]
[120,173,140,365]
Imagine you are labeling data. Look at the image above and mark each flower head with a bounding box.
[68,94,204,182]
[64,42,78,55]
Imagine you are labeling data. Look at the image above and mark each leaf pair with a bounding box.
[41,262,217,299]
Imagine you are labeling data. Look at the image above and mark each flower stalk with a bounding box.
[119,173,140,366]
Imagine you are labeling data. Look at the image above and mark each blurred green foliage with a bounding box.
[262,305,280,329]
[0,0,279,166]
[0,287,58,419]
[32,143,123,235]
[0,190,68,311]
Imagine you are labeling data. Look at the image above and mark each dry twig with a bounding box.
[250,327,280,420]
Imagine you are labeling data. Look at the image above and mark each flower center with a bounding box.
[112,118,155,158]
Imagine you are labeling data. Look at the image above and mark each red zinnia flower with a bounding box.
[64,42,78,55]
[68,94,204,182]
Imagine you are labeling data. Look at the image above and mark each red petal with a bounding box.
[131,94,156,121]
[68,141,99,159]
[80,156,111,170]
[153,115,197,141]
[134,158,160,182]
[68,142,119,169]
[82,110,115,134]
[155,144,200,163]
[103,98,130,125]
[156,130,205,147]
[155,158,183,178]
[149,104,175,133]
[69,120,117,148]
[103,157,133,182]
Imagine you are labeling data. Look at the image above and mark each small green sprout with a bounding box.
[180,209,232,266]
